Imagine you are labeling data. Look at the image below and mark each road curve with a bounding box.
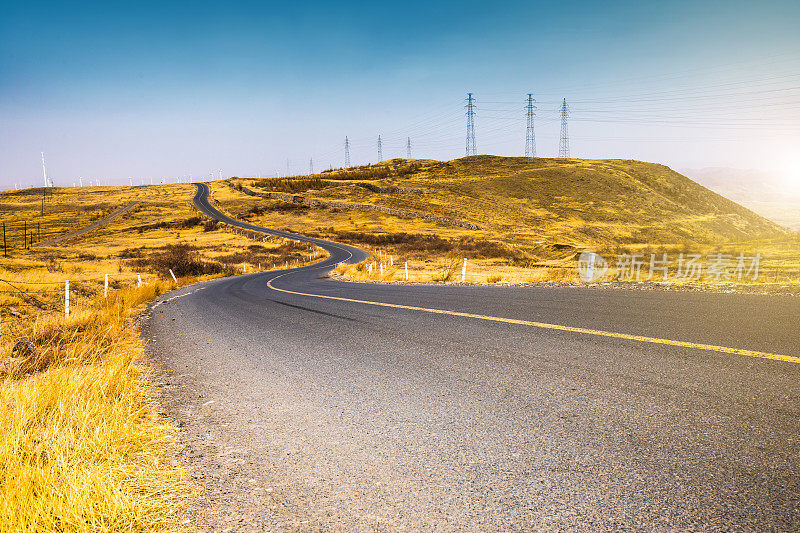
[143,183,800,531]
[192,182,369,267]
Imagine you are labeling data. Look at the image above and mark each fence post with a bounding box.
[137,274,142,287]
[169,269,177,283]
[2,222,6,257]
[404,261,408,281]
[104,274,109,298]
[461,258,467,283]
[64,280,70,317]
[24,221,27,249]
[380,263,384,277]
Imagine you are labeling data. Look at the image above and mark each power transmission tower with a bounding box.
[286,159,290,176]
[406,137,412,158]
[344,137,351,167]
[377,135,383,161]
[465,93,476,156]
[525,94,537,158]
[558,98,570,158]
[309,158,314,174]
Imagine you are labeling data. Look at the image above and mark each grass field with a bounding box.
[215,156,800,288]
[0,183,324,531]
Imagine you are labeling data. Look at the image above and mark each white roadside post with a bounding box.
[380,263,384,277]
[404,261,408,281]
[461,258,467,283]
[368,264,372,275]
[104,274,109,298]
[169,269,177,283]
[390,255,393,266]
[64,280,70,317]
[137,274,142,287]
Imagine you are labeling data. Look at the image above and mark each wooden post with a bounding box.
[2,222,6,257]
[24,221,27,249]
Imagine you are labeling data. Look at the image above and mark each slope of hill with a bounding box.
[682,167,800,231]
[227,156,787,258]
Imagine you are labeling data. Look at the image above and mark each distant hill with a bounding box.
[240,156,789,259]
[682,167,800,231]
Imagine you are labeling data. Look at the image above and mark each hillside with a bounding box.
[224,156,787,261]
[682,167,800,231]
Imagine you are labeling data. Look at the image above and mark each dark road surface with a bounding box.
[143,183,800,531]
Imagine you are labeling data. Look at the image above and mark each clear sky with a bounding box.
[1,0,799,188]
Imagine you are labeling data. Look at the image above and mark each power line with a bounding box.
[558,98,570,158]
[525,94,537,158]
[465,93,477,156]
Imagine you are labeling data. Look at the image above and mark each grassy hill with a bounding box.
[224,156,788,260]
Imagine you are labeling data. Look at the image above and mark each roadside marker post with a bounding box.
[390,255,393,266]
[380,263,384,277]
[586,252,595,282]
[404,262,408,281]
[137,274,142,287]
[64,280,70,317]
[368,264,372,275]
[461,259,467,283]
[169,269,177,283]
[104,274,108,298]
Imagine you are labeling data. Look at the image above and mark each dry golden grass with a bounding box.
[0,280,197,532]
[221,157,800,288]
[0,184,328,531]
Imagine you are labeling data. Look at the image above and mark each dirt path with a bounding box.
[33,201,139,247]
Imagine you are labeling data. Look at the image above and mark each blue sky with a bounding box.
[1,0,799,187]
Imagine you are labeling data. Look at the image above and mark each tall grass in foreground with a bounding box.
[0,280,195,532]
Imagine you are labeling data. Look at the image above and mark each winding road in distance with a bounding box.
[144,183,800,531]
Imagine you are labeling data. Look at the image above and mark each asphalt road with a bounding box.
[143,183,800,531]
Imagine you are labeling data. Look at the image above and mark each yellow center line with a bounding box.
[266,274,800,365]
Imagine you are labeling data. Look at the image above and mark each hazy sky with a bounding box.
[1,0,799,188]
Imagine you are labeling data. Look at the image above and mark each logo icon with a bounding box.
[577,251,608,282]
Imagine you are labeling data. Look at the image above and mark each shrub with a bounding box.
[133,244,229,277]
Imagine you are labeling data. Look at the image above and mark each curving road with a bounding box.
[144,183,800,531]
